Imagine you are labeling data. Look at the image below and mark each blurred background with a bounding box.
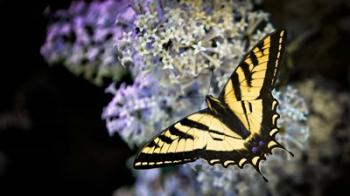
[0,0,350,195]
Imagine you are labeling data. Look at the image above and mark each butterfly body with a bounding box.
[133,30,292,180]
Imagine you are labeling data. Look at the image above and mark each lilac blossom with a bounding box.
[41,0,139,86]
[102,73,167,147]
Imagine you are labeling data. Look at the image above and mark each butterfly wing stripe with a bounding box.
[231,73,242,100]
[180,118,208,131]
[158,135,173,144]
[240,62,253,86]
[224,67,271,101]
[154,138,163,154]
[148,140,158,148]
[185,115,242,139]
[183,114,208,152]
[173,115,207,155]
[260,33,282,94]
[169,125,194,139]
[159,139,172,154]
[177,122,195,153]
[240,101,251,131]
[249,51,259,65]
[180,116,230,139]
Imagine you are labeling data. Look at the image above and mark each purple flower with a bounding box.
[41,0,146,85]
[101,73,165,147]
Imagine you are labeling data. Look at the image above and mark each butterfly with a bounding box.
[133,30,293,181]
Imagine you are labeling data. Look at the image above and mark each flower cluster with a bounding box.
[102,73,168,147]
[113,167,199,196]
[41,0,137,86]
[273,86,309,151]
[119,0,274,89]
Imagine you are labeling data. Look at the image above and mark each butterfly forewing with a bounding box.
[219,30,286,102]
[218,30,286,137]
[134,109,248,169]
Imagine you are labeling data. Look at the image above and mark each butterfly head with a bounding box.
[206,95,224,113]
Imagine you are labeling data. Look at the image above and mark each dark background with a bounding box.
[0,0,349,195]
[0,1,133,195]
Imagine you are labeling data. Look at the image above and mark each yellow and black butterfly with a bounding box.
[133,30,292,180]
